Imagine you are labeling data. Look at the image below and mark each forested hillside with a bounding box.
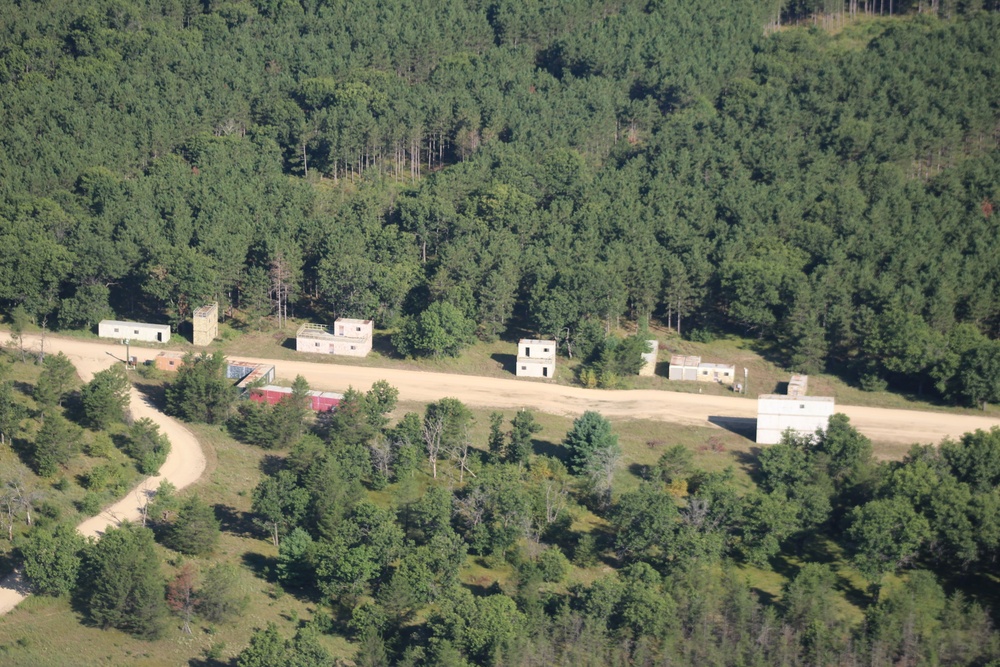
[2,0,1000,405]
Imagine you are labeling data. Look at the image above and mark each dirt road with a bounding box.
[0,334,205,615]
[13,333,1000,446]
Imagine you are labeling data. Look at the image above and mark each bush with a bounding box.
[197,563,249,624]
[76,492,103,516]
[538,547,571,583]
[122,419,170,474]
[162,496,220,556]
[686,328,715,343]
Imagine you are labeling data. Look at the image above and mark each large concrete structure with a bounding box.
[295,319,373,357]
[516,339,556,379]
[756,395,836,445]
[192,303,219,346]
[756,374,834,444]
[668,355,701,381]
[639,339,659,376]
[98,320,170,344]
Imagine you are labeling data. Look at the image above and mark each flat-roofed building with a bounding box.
[639,340,659,376]
[756,395,835,444]
[98,320,170,344]
[192,303,219,346]
[668,355,701,381]
[296,319,373,357]
[154,351,186,372]
[696,362,736,385]
[516,339,556,379]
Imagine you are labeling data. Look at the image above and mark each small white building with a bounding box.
[668,355,701,381]
[639,340,659,376]
[98,320,170,344]
[516,339,556,379]
[296,319,373,357]
[696,362,736,386]
[756,395,835,445]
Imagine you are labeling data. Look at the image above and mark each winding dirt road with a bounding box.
[0,334,205,615]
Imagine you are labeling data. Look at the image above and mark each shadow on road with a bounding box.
[708,415,756,440]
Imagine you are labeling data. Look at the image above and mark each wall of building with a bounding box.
[192,303,219,346]
[696,365,736,385]
[518,340,556,359]
[639,340,659,376]
[98,321,170,343]
[756,396,835,444]
[296,336,372,357]
[516,360,555,378]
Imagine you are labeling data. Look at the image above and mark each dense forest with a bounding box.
[2,1,1000,404]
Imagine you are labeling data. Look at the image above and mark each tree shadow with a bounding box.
[531,438,567,464]
[372,332,403,359]
[242,552,278,583]
[732,447,762,484]
[627,462,650,480]
[707,415,757,441]
[490,353,516,376]
[9,436,36,471]
[280,337,296,351]
[214,504,257,538]
[133,381,168,412]
[259,454,284,476]
[188,658,226,667]
[12,380,33,396]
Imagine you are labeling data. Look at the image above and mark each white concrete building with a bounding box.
[639,340,659,376]
[98,320,171,344]
[668,355,701,381]
[756,395,835,445]
[516,339,556,379]
[296,319,373,357]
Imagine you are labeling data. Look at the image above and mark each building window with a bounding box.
[350,346,356,350]
[702,370,708,375]
[315,342,320,347]
[113,328,119,333]
[544,348,550,353]
[134,330,139,334]
[800,404,805,409]
[724,372,730,377]
[521,366,527,370]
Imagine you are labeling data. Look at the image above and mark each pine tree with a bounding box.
[164,495,220,556]
[82,522,167,639]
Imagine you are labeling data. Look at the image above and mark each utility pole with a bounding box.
[744,367,748,395]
